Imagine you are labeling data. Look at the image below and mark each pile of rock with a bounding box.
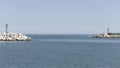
[0,32,32,41]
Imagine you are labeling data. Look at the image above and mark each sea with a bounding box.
[0,34,120,68]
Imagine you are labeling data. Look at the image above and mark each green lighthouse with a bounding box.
[6,24,8,33]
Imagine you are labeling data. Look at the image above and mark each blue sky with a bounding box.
[0,0,120,34]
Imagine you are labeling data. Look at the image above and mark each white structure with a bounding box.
[91,28,120,38]
[93,32,120,38]
[0,32,31,41]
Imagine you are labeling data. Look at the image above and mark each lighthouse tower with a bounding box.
[107,28,109,33]
[6,24,8,33]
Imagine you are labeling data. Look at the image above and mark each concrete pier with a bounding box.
[0,32,31,41]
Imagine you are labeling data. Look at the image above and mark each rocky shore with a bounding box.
[0,32,32,41]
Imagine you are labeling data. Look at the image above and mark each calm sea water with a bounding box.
[0,35,120,68]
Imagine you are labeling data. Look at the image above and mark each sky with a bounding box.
[0,0,120,34]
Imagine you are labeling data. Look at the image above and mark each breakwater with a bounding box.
[92,33,120,38]
[0,32,31,41]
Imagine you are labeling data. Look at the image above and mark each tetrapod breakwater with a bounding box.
[0,32,31,41]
